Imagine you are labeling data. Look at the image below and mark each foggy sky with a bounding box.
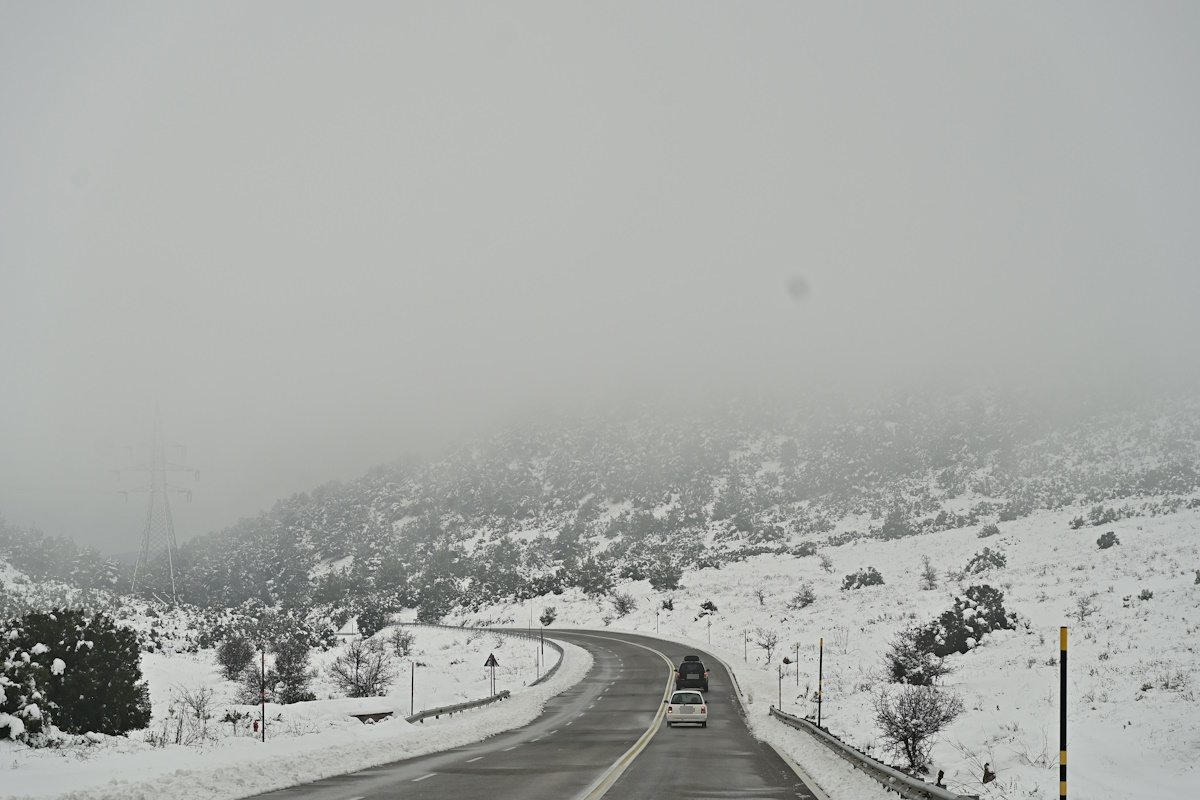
[2,2,1199,554]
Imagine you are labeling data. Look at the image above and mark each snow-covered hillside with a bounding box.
[457,504,1200,800]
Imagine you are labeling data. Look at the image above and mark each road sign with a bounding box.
[484,653,499,667]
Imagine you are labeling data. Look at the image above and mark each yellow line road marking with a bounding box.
[567,632,676,800]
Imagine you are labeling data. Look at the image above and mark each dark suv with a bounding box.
[675,655,709,692]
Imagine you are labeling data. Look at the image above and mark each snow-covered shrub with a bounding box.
[786,583,815,610]
[818,553,834,573]
[355,605,391,638]
[874,684,964,769]
[539,606,557,626]
[978,524,1000,538]
[216,636,255,681]
[237,660,266,704]
[2,607,150,738]
[0,635,52,742]
[237,637,316,704]
[1097,531,1119,549]
[1088,505,1122,526]
[1139,588,1154,601]
[271,637,316,703]
[879,509,913,541]
[929,585,1016,656]
[964,547,1006,574]
[611,591,636,618]
[884,625,952,686]
[699,599,719,616]
[647,559,683,591]
[841,567,884,590]
[661,597,674,611]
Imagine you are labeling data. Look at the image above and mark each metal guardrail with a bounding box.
[405,690,511,723]
[768,706,974,800]
[394,622,565,719]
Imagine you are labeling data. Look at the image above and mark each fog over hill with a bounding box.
[11,390,1190,630]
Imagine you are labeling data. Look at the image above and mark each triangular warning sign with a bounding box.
[484,653,499,667]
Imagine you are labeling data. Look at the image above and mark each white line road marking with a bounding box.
[531,737,542,742]
[413,774,435,782]
[466,756,484,763]
[549,730,558,734]
[503,746,517,751]
[566,721,574,726]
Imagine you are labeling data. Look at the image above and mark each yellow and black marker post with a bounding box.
[1060,626,1067,799]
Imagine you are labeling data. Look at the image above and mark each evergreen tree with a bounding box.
[355,604,392,638]
[217,636,255,681]
[270,637,316,704]
[2,608,150,736]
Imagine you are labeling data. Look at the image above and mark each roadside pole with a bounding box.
[1061,627,1068,799]
[794,641,800,686]
[778,664,783,710]
[817,637,824,728]
[260,649,266,742]
[411,661,415,718]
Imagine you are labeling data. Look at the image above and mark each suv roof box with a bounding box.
[683,655,701,662]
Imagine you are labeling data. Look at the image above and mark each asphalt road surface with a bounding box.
[248,629,823,800]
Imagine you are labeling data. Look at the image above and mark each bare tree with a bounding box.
[389,627,416,657]
[754,627,780,664]
[329,638,398,698]
[874,685,964,769]
[919,555,938,591]
[752,587,767,606]
[165,684,217,746]
[1073,593,1100,623]
[818,553,834,573]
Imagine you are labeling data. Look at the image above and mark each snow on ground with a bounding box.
[3,505,1196,800]
[459,505,1200,800]
[0,626,584,800]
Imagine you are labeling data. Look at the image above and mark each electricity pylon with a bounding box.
[117,408,198,603]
